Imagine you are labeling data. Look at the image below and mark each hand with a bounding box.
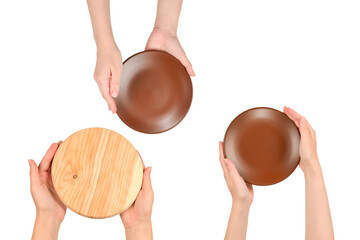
[29,142,66,224]
[283,107,320,174]
[146,28,195,76]
[219,142,254,207]
[120,163,153,230]
[94,43,123,113]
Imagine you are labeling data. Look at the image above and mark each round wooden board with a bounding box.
[52,128,143,218]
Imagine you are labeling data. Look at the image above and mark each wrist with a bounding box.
[231,200,251,214]
[301,158,322,178]
[124,217,151,230]
[95,36,117,51]
[153,26,177,38]
[35,211,62,230]
[125,220,152,239]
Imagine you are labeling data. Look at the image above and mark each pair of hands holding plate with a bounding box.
[29,143,153,239]
[220,107,333,240]
[94,28,194,114]
[219,106,320,206]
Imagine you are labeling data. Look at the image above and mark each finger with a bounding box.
[284,106,303,128]
[283,106,298,127]
[39,143,59,172]
[107,97,117,114]
[299,117,312,141]
[173,49,195,77]
[142,167,153,192]
[247,183,254,195]
[29,159,41,186]
[110,66,121,98]
[98,78,117,113]
[219,142,227,173]
[58,140,63,145]
[184,62,195,77]
[286,107,303,122]
[223,158,240,179]
[304,118,316,139]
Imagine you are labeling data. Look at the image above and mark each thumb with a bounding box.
[223,158,241,180]
[110,67,121,98]
[299,117,312,140]
[172,48,195,77]
[179,55,195,77]
[142,167,153,193]
[29,159,41,186]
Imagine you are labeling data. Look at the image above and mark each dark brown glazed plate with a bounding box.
[115,50,193,134]
[223,107,300,186]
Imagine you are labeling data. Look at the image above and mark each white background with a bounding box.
[0,0,359,239]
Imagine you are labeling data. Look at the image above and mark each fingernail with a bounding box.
[111,90,118,98]
[28,159,31,167]
[149,167,152,174]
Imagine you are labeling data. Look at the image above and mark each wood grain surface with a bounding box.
[51,128,143,218]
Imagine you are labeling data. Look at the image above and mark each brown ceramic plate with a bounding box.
[115,50,193,134]
[223,107,300,186]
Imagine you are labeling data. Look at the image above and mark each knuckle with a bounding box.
[93,72,99,80]
[93,72,106,81]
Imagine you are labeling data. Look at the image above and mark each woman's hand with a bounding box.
[29,142,66,239]
[120,156,153,240]
[220,142,253,240]
[219,142,253,207]
[87,0,122,113]
[284,107,334,240]
[29,142,66,223]
[94,43,123,113]
[146,28,195,77]
[283,106,320,174]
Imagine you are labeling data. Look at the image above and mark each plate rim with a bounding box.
[223,107,300,186]
[117,50,193,134]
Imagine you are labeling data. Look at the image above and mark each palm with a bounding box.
[38,171,66,219]
[120,167,153,228]
[219,142,254,205]
[231,171,254,203]
[120,188,152,227]
[283,107,318,171]
[29,143,67,222]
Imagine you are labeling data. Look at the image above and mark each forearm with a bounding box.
[304,161,334,240]
[87,0,116,48]
[31,213,61,240]
[225,201,250,240]
[154,0,183,35]
[125,221,153,240]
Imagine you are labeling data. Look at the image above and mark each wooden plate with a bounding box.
[223,107,300,186]
[51,128,143,218]
[115,50,193,134]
